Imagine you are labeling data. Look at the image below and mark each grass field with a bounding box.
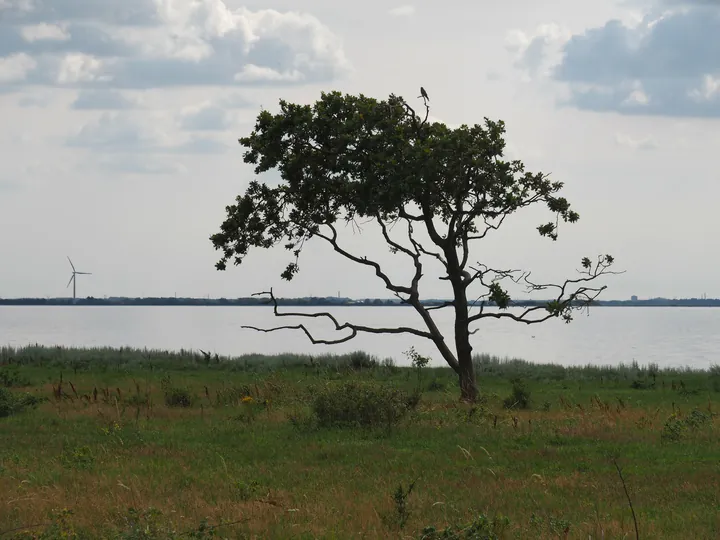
[1,345,719,539]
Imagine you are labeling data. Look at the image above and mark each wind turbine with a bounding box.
[66,256,91,301]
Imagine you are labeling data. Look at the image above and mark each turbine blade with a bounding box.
[76,272,92,275]
[67,256,76,272]
[66,275,74,288]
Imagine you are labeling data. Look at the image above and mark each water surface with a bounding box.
[1,306,718,368]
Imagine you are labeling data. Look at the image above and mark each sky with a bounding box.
[0,0,719,301]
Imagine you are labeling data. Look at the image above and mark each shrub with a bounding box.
[661,409,711,442]
[0,387,43,418]
[311,382,419,429]
[503,378,531,410]
[0,364,30,387]
[160,376,196,408]
[348,351,378,370]
[420,514,511,539]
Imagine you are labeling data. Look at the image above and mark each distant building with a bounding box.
[631,295,638,302]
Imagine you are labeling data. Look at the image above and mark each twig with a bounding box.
[613,458,640,540]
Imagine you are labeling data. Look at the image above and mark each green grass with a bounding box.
[0,345,718,539]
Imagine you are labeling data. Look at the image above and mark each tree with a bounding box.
[211,91,617,402]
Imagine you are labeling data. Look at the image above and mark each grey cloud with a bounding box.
[0,0,350,89]
[219,93,255,108]
[93,157,186,175]
[17,94,50,107]
[0,0,160,26]
[67,112,229,155]
[518,5,720,117]
[172,136,229,154]
[71,90,139,110]
[179,105,231,131]
[0,178,21,192]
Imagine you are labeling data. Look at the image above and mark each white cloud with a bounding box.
[389,5,416,17]
[0,53,36,82]
[233,64,303,83]
[0,0,351,89]
[614,132,659,150]
[688,75,720,102]
[56,53,110,84]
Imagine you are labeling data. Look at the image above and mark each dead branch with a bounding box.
[242,289,435,344]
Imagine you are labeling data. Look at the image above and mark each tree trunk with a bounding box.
[458,356,478,402]
[452,281,478,402]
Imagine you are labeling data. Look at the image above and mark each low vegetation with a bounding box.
[0,345,718,538]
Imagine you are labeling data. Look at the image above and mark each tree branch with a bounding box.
[314,223,413,296]
[242,289,435,344]
[467,255,621,325]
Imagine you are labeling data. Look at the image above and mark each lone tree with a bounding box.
[211,91,616,402]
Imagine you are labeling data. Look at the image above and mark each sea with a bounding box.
[1,306,719,369]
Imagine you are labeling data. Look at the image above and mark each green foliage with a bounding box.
[160,376,196,408]
[211,91,580,276]
[311,382,419,429]
[502,378,531,410]
[0,364,30,387]
[420,514,511,539]
[59,445,95,470]
[391,480,416,530]
[0,387,43,418]
[661,409,712,442]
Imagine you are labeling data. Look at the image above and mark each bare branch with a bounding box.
[425,301,455,311]
[467,255,620,326]
[242,290,436,344]
[314,223,413,296]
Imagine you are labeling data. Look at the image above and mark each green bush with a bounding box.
[0,387,43,418]
[0,364,30,387]
[503,378,531,410]
[311,382,419,429]
[420,514,511,539]
[160,376,196,408]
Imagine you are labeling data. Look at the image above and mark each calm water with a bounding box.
[1,306,719,369]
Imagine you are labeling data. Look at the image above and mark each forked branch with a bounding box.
[467,255,621,325]
[241,289,435,345]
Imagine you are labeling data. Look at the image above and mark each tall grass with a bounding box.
[1,345,716,382]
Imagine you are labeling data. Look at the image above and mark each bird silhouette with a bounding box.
[418,87,429,101]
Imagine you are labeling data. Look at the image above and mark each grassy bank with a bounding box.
[1,346,718,539]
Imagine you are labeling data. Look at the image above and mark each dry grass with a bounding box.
[0,350,718,538]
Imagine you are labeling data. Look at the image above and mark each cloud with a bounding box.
[92,156,187,175]
[0,52,36,82]
[0,178,21,192]
[17,94,50,107]
[66,111,230,155]
[389,5,416,17]
[614,132,659,150]
[218,93,255,109]
[178,102,232,131]
[0,0,351,89]
[510,4,720,117]
[71,89,140,110]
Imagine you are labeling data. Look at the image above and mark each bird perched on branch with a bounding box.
[418,86,429,101]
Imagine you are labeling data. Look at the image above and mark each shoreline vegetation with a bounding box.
[2,296,720,307]
[1,345,718,538]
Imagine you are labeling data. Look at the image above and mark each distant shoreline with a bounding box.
[1,297,720,307]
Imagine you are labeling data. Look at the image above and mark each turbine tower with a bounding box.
[66,256,92,302]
